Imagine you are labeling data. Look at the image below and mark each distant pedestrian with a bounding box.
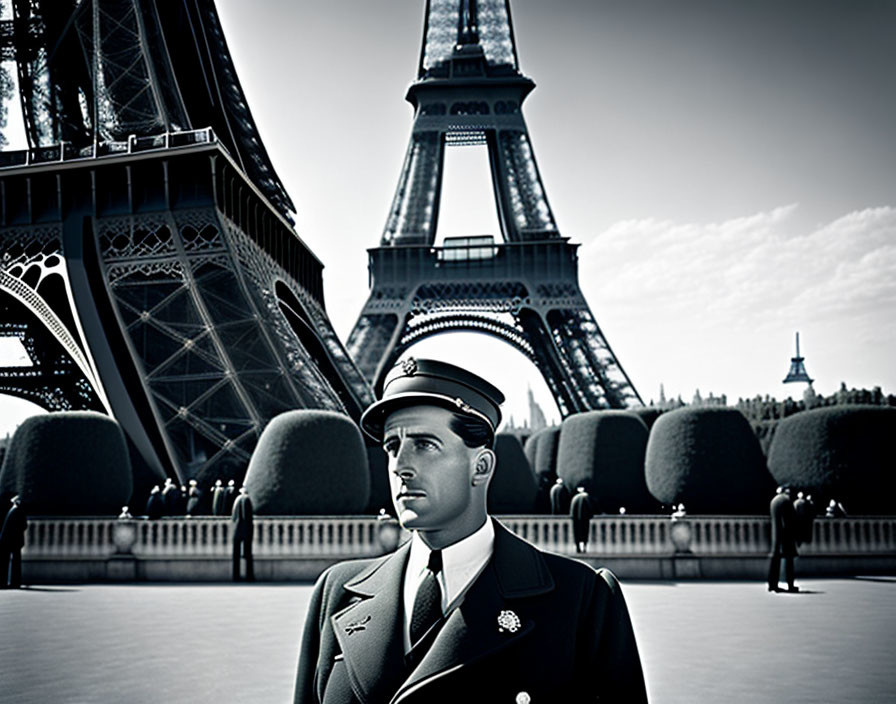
[185,479,202,516]
[211,479,226,516]
[224,479,237,514]
[825,499,847,518]
[549,477,571,515]
[232,486,255,582]
[570,486,594,554]
[0,495,27,588]
[145,485,164,520]
[768,486,798,593]
[177,485,188,515]
[161,478,179,515]
[793,491,816,546]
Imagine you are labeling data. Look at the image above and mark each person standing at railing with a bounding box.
[793,492,816,546]
[162,477,180,516]
[186,479,202,517]
[224,479,238,515]
[549,476,571,515]
[294,357,647,703]
[768,486,799,593]
[232,486,255,582]
[211,479,226,516]
[1,495,27,589]
[570,486,594,554]
[145,485,164,520]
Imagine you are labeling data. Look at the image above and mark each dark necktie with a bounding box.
[409,549,443,647]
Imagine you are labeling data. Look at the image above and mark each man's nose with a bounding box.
[392,442,415,478]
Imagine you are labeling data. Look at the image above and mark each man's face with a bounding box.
[382,405,487,548]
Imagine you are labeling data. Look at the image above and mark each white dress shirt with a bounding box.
[401,518,495,652]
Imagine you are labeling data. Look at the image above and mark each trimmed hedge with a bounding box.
[532,427,561,481]
[645,407,774,513]
[526,426,561,513]
[0,411,132,515]
[243,410,369,515]
[767,405,896,514]
[365,443,394,516]
[489,433,538,513]
[752,419,779,458]
[556,411,656,514]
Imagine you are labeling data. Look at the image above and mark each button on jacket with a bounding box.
[294,519,648,704]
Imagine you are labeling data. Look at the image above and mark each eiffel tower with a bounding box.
[347,0,641,415]
[0,0,373,486]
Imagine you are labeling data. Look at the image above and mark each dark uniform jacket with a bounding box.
[294,519,647,704]
[231,494,254,540]
[0,503,27,549]
[770,493,798,557]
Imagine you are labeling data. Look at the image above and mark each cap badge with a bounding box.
[516,693,531,704]
[454,397,473,414]
[401,357,418,376]
[497,609,521,634]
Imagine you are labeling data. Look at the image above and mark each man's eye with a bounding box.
[414,438,437,451]
[383,441,398,457]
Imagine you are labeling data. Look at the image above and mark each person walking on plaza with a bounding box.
[768,486,799,593]
[211,479,226,516]
[295,357,647,703]
[570,486,594,554]
[232,486,255,582]
[145,485,164,520]
[1,495,27,588]
[549,476,571,515]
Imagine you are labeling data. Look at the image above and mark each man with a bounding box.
[186,479,202,516]
[570,486,594,554]
[1,495,27,588]
[232,486,255,582]
[549,476,571,515]
[145,485,164,520]
[211,479,226,516]
[768,486,798,593]
[161,477,179,515]
[295,358,647,703]
[793,491,816,546]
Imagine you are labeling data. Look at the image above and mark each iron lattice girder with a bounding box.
[0,139,372,481]
[347,241,642,413]
[7,0,294,219]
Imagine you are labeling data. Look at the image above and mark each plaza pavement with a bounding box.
[1,577,894,703]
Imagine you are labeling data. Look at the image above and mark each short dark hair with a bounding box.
[448,412,495,450]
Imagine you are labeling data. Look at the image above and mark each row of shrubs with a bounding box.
[1,404,894,515]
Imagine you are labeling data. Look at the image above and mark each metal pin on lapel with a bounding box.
[497,610,521,634]
[345,615,371,635]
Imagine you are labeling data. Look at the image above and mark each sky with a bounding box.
[1,0,895,431]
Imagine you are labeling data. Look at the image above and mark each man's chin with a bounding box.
[396,508,427,529]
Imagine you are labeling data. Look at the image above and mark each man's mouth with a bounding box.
[396,489,426,500]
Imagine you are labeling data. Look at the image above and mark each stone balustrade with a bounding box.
[23,515,896,561]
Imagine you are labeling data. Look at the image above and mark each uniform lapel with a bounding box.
[393,520,554,703]
[332,542,411,704]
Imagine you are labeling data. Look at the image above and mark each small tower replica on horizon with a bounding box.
[783,332,814,387]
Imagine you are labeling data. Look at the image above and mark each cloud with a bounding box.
[578,205,896,401]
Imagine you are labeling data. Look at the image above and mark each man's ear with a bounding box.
[471,448,495,487]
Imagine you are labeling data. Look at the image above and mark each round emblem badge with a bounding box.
[515,692,531,704]
[497,609,521,634]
